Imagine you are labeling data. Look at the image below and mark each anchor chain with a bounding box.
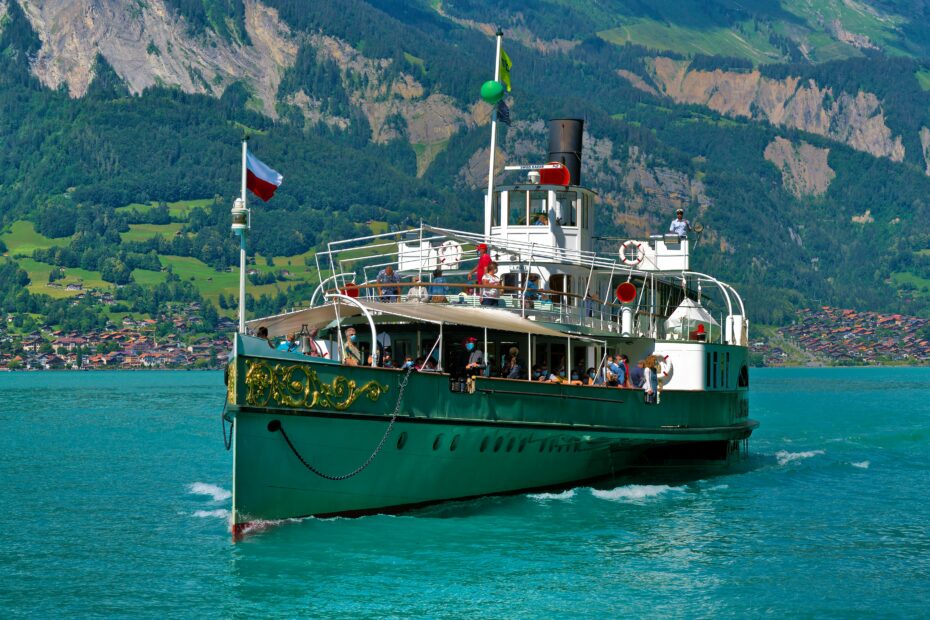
[221,400,233,451]
[269,366,413,481]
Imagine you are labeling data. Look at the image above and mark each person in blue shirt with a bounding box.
[523,273,540,308]
[669,208,691,238]
[376,266,400,302]
[428,267,449,301]
[605,356,622,386]
[277,333,299,353]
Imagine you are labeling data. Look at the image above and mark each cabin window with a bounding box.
[705,352,711,388]
[508,190,528,225]
[556,191,576,226]
[491,192,501,227]
[529,191,547,225]
[724,352,730,388]
[712,351,718,389]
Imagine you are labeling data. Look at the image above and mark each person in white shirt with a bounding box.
[642,360,657,404]
[405,276,428,302]
[480,262,502,307]
[669,208,691,238]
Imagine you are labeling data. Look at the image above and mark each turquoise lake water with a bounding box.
[1,368,928,618]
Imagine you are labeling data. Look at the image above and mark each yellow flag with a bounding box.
[499,49,512,92]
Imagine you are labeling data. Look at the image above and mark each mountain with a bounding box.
[2,0,930,332]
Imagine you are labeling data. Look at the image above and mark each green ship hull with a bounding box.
[226,336,756,534]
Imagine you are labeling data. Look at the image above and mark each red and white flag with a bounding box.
[246,151,283,202]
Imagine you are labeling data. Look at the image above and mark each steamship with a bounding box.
[222,115,757,536]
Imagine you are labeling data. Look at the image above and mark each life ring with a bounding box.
[657,354,674,386]
[620,240,644,265]
[438,240,462,269]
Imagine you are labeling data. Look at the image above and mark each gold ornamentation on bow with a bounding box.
[244,360,389,410]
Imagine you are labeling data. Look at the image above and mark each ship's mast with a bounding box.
[484,29,503,240]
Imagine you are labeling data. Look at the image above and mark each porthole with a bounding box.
[433,434,443,451]
[480,437,489,452]
[450,435,460,452]
[506,437,515,452]
[396,432,407,450]
[539,440,546,453]
[518,438,527,453]
[493,437,503,452]
[549,443,555,452]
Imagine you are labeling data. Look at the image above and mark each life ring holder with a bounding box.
[438,240,463,268]
[657,354,674,387]
[620,240,644,266]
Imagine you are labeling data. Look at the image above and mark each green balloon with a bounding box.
[480,80,505,104]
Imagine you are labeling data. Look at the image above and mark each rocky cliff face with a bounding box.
[764,137,835,198]
[641,57,906,164]
[18,0,296,116]
[13,0,482,175]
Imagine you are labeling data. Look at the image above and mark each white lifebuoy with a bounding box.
[438,240,462,269]
[657,354,674,386]
[620,240,644,265]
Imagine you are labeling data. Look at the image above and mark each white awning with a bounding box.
[248,300,568,338]
[665,297,719,335]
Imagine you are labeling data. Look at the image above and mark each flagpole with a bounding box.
[484,28,503,240]
[238,138,248,334]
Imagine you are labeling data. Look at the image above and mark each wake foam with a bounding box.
[193,509,230,519]
[528,490,576,501]
[851,461,870,469]
[591,484,682,502]
[775,450,825,466]
[188,482,231,502]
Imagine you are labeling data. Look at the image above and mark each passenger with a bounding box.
[605,355,622,387]
[376,265,401,302]
[613,354,627,387]
[406,276,429,303]
[306,327,327,358]
[536,362,551,382]
[642,359,657,404]
[533,214,548,226]
[569,371,584,386]
[256,326,275,349]
[629,357,645,388]
[523,274,540,308]
[503,354,523,379]
[618,354,632,388]
[531,364,543,381]
[582,367,598,386]
[480,262,502,307]
[428,267,449,303]
[401,355,415,370]
[468,243,492,292]
[277,332,300,353]
[342,327,363,366]
[669,208,692,239]
[464,337,485,375]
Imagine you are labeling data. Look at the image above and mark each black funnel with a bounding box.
[548,118,584,186]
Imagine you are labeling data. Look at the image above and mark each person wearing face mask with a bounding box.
[582,367,597,386]
[535,363,550,382]
[343,327,363,366]
[464,337,485,375]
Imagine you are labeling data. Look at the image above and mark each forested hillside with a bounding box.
[2,0,930,332]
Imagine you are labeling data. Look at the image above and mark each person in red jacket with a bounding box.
[468,243,492,293]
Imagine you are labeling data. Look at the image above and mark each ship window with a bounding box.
[480,436,489,452]
[494,436,503,452]
[529,191,547,225]
[397,432,408,450]
[491,192,501,227]
[433,434,443,451]
[508,190,528,225]
[712,351,718,389]
[705,352,711,387]
[725,353,731,388]
[556,191,576,226]
[539,440,547,452]
[506,437,515,452]
[450,435,460,451]
[519,438,527,452]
